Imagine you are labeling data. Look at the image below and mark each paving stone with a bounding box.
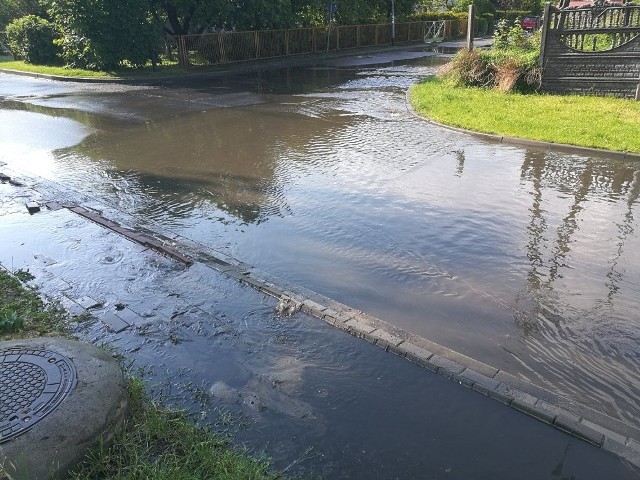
[495,383,538,405]
[45,202,63,211]
[257,281,283,298]
[59,296,88,317]
[300,299,327,316]
[581,419,628,446]
[26,202,40,214]
[627,438,640,453]
[429,355,465,377]
[460,369,501,392]
[369,329,404,349]
[485,383,514,405]
[401,342,435,366]
[553,414,605,446]
[111,307,143,326]
[76,296,102,310]
[100,313,130,333]
[344,319,377,338]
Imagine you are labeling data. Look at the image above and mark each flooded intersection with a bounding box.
[1,48,640,478]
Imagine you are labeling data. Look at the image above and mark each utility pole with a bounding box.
[391,0,396,46]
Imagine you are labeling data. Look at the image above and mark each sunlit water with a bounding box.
[1,54,639,432]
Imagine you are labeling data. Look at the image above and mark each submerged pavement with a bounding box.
[1,161,640,478]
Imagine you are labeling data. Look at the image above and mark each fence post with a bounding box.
[177,36,188,68]
[220,33,227,63]
[337,26,340,50]
[636,74,640,101]
[286,29,290,56]
[539,2,552,69]
[467,4,475,50]
[255,31,260,59]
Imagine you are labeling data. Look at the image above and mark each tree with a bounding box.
[5,14,60,64]
[149,0,230,34]
[0,0,47,29]
[49,0,159,69]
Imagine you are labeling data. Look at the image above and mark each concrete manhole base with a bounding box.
[0,338,127,480]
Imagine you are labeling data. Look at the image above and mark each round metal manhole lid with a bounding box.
[1,348,77,443]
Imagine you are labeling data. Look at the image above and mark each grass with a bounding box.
[69,378,276,480]
[409,77,640,154]
[0,55,184,78]
[0,267,278,480]
[0,267,69,338]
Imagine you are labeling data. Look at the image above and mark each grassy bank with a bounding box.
[409,77,640,154]
[0,56,183,78]
[0,267,276,479]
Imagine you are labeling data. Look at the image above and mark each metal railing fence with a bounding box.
[168,19,466,68]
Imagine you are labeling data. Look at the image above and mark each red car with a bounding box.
[521,16,540,30]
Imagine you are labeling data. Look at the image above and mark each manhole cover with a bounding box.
[0,348,77,443]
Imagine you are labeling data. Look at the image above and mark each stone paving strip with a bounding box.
[211,261,640,469]
[61,204,193,266]
[3,173,639,469]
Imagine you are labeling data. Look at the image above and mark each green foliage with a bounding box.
[0,268,68,339]
[481,12,495,34]
[438,26,541,93]
[476,16,488,36]
[70,378,276,480]
[493,18,532,50]
[452,0,496,16]
[5,14,60,64]
[494,0,542,14]
[49,0,160,70]
[0,0,47,29]
[0,309,24,333]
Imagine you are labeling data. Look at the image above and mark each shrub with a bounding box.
[481,13,495,34]
[436,29,541,93]
[476,16,488,35]
[5,15,60,65]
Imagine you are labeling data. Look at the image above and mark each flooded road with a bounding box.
[1,48,640,477]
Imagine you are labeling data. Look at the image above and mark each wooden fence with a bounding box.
[168,20,467,68]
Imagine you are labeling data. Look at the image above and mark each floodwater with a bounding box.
[1,48,640,477]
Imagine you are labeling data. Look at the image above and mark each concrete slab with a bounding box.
[0,338,128,480]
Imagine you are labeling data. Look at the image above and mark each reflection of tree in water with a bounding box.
[61,104,352,225]
[517,150,640,331]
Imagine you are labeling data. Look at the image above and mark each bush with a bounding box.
[476,16,488,35]
[481,13,495,34]
[436,28,541,93]
[5,15,60,65]
[453,0,496,15]
[407,11,468,37]
[495,10,532,22]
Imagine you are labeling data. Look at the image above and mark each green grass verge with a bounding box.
[70,377,276,480]
[0,56,184,78]
[0,267,278,480]
[409,77,640,154]
[0,267,69,337]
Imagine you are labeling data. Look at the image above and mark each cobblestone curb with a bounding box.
[4,168,640,469]
[217,264,640,469]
